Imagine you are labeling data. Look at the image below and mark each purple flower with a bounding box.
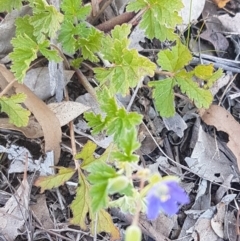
[146,180,189,220]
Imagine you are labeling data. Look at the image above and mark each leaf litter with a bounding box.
[1,0,240,241]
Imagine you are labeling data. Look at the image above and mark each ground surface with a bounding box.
[1,0,240,240]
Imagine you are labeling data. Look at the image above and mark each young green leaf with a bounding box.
[58,20,78,54]
[77,27,103,62]
[61,0,91,21]
[158,41,192,72]
[204,68,223,89]
[127,0,183,41]
[70,173,92,230]
[176,70,213,109]
[150,41,218,117]
[109,191,144,215]
[94,24,156,96]
[194,64,214,80]
[0,93,30,127]
[10,34,61,82]
[0,0,22,12]
[59,18,102,60]
[30,0,64,42]
[148,78,176,117]
[85,97,142,144]
[15,16,35,40]
[88,162,117,212]
[113,129,140,162]
[34,167,76,193]
[39,40,62,62]
[84,112,108,134]
[75,140,116,169]
[10,34,39,82]
[106,108,142,143]
[71,173,120,239]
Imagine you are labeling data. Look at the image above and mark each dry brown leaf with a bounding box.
[48,101,90,126]
[0,178,29,241]
[0,65,61,164]
[200,105,240,171]
[212,0,230,8]
[30,194,54,229]
[0,102,90,139]
[0,117,44,138]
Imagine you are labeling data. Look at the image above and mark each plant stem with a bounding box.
[96,12,135,32]
[128,6,148,25]
[0,80,16,98]
[155,69,175,77]
[132,177,145,226]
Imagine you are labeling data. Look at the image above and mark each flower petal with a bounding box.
[158,198,179,215]
[146,179,190,219]
[146,193,162,220]
[165,181,189,204]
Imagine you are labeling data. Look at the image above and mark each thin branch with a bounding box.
[0,80,16,98]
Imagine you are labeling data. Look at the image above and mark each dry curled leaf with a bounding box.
[48,101,90,126]
[0,117,44,138]
[200,105,240,171]
[0,64,62,164]
[212,0,230,8]
[0,178,29,241]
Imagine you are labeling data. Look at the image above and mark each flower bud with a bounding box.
[125,225,142,241]
[107,176,129,194]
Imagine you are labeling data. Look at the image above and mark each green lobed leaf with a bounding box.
[127,0,183,41]
[34,167,76,193]
[70,172,91,230]
[58,20,77,54]
[75,140,116,169]
[194,64,214,80]
[0,93,30,127]
[30,0,64,42]
[84,112,108,134]
[89,209,120,240]
[77,27,103,62]
[113,129,140,162]
[107,108,142,143]
[149,40,217,117]
[61,0,91,21]
[204,68,223,89]
[109,191,145,215]
[94,24,156,96]
[0,0,22,12]
[176,70,213,109]
[88,162,117,213]
[15,16,35,40]
[9,34,39,82]
[149,78,176,117]
[157,41,192,72]
[71,172,120,239]
[39,40,62,62]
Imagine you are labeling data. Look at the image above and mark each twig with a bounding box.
[35,225,73,241]
[74,67,98,101]
[50,44,71,70]
[218,73,238,105]
[126,77,143,111]
[64,87,80,170]
[91,0,99,17]
[0,79,16,98]
[96,12,135,32]
[155,69,175,77]
[90,0,113,25]
[51,43,98,103]
[128,6,148,25]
